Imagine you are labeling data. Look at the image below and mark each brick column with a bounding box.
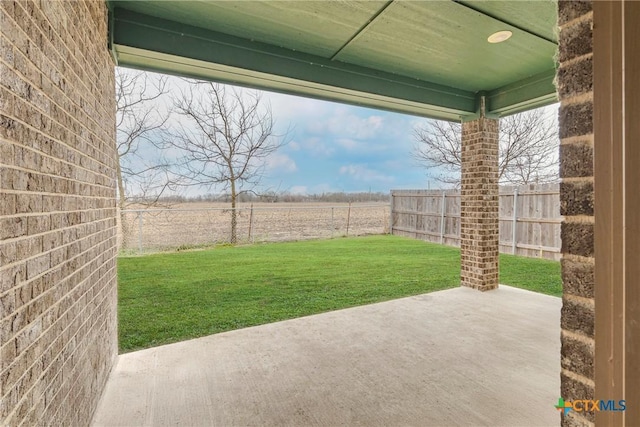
[556,2,595,426]
[460,115,499,291]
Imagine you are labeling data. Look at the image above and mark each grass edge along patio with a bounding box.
[118,235,561,353]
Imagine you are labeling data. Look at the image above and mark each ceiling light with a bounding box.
[487,31,513,44]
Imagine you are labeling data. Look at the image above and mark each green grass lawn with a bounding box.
[118,235,561,353]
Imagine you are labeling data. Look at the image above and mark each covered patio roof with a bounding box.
[107,0,558,121]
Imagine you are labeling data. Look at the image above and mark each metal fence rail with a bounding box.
[118,203,390,253]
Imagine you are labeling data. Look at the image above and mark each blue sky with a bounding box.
[126,70,445,196]
[252,90,433,195]
[124,70,559,197]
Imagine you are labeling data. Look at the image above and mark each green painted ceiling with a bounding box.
[108,0,558,121]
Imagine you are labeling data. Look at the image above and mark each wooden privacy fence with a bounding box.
[390,183,561,260]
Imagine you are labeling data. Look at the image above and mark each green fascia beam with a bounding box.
[486,69,558,117]
[111,8,476,121]
[117,46,470,121]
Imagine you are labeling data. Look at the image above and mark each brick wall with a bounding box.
[556,1,595,426]
[0,1,117,425]
[460,116,499,291]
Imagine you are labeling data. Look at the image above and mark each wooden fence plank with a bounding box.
[391,184,561,260]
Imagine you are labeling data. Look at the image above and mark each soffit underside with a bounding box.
[108,0,558,121]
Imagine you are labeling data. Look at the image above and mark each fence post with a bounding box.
[346,202,351,236]
[137,211,143,253]
[248,204,254,243]
[331,207,334,237]
[440,190,446,244]
[389,191,394,235]
[511,187,519,254]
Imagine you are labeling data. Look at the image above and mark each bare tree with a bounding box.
[116,67,174,208]
[413,108,559,186]
[116,68,186,250]
[169,82,286,243]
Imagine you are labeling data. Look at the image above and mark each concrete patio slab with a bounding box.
[92,286,561,427]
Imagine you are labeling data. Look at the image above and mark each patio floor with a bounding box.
[92,285,561,427]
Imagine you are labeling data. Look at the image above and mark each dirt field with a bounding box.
[119,202,390,252]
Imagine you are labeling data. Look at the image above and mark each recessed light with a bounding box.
[488,30,513,44]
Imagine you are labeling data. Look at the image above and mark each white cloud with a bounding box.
[327,114,384,140]
[303,137,334,157]
[335,138,360,150]
[288,141,301,151]
[339,164,395,183]
[266,92,333,121]
[117,71,428,195]
[307,120,326,134]
[296,104,386,141]
[266,153,298,173]
[289,185,308,195]
[367,115,384,128]
[312,183,334,193]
